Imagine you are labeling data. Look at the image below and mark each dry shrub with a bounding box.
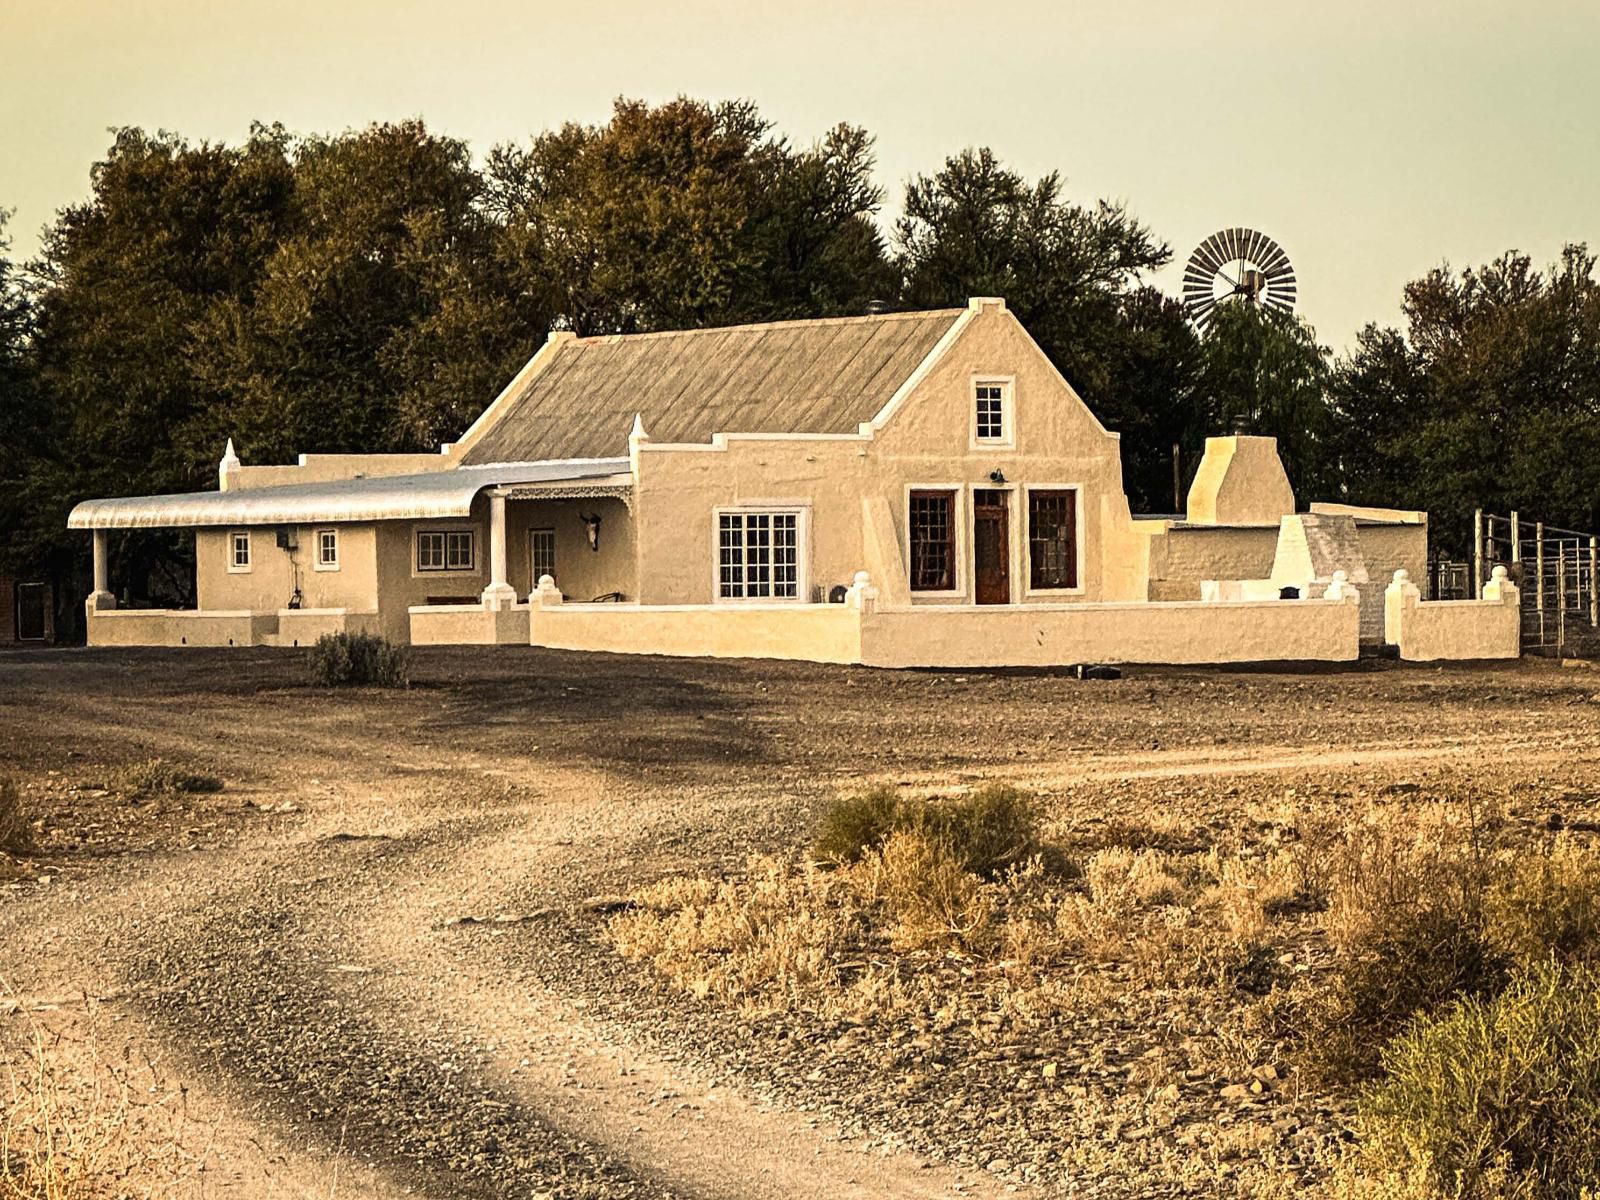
[1354,960,1600,1200]
[609,856,871,1011]
[0,782,28,856]
[862,830,995,953]
[115,759,223,800]
[1,1020,197,1198]
[305,631,409,688]
[1485,834,1600,968]
[1310,907,1509,1085]
[812,784,1040,880]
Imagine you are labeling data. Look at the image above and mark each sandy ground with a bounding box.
[2,646,1597,1198]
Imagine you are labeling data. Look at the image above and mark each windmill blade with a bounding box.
[1184,227,1297,326]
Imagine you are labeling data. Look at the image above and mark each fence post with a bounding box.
[1591,536,1599,628]
[1536,523,1546,645]
[1510,511,1520,563]
[1474,509,1484,599]
[1558,541,1568,656]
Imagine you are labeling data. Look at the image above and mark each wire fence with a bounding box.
[1457,511,1600,654]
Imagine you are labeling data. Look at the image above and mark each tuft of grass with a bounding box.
[306,631,409,688]
[1485,834,1600,969]
[813,783,1040,881]
[0,781,28,857]
[1354,960,1600,1200]
[114,759,223,800]
[1309,906,1510,1084]
[2,1016,198,1197]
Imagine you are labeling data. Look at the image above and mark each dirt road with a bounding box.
[2,648,1596,1197]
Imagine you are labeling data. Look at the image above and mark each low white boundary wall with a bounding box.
[410,604,530,646]
[860,597,1359,667]
[525,574,1360,667]
[1385,568,1520,661]
[531,600,863,663]
[87,608,275,647]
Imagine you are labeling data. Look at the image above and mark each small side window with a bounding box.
[974,381,1011,445]
[228,531,252,573]
[316,529,339,570]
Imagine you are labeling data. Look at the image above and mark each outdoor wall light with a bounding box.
[581,512,602,552]
[988,469,1007,484]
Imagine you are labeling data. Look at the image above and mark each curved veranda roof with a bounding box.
[67,459,631,530]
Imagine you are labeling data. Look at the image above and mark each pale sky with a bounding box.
[3,0,1598,350]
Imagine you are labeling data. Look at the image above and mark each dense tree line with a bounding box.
[3,97,1598,631]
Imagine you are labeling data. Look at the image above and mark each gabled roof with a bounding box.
[67,459,630,529]
[459,309,966,464]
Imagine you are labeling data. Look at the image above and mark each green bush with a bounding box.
[1311,906,1509,1084]
[813,785,903,866]
[813,783,1040,881]
[0,778,29,854]
[306,632,409,688]
[1357,960,1600,1199]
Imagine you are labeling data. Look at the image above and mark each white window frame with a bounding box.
[970,375,1015,450]
[314,528,340,572]
[529,527,557,587]
[414,526,479,575]
[1023,483,1086,597]
[712,504,810,603]
[227,530,252,574]
[904,484,966,599]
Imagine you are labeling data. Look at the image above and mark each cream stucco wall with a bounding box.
[860,598,1359,667]
[531,601,864,663]
[197,524,382,616]
[410,605,530,646]
[521,595,1360,667]
[1185,436,1297,526]
[630,303,1142,608]
[1385,572,1520,661]
[503,497,636,601]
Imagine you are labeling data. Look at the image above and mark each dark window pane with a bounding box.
[1028,490,1077,590]
[910,491,955,591]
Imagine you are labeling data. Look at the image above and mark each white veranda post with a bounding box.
[482,491,518,611]
[88,528,115,612]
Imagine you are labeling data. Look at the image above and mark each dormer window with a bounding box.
[973,379,1013,447]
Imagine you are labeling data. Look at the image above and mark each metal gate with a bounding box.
[1474,510,1600,654]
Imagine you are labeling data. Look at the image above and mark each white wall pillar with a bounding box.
[88,528,116,613]
[482,491,518,611]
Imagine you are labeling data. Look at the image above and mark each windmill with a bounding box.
[1182,228,1296,330]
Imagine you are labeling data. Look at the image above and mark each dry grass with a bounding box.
[610,782,1600,1197]
[0,782,28,858]
[113,761,222,801]
[1,1013,202,1199]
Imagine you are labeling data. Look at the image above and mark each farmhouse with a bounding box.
[68,298,1518,664]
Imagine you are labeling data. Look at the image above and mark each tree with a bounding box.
[28,127,298,603]
[0,209,48,576]
[1329,245,1600,550]
[1194,302,1337,500]
[193,119,538,456]
[484,97,894,336]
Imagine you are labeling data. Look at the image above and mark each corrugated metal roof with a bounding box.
[68,460,630,530]
[460,309,965,464]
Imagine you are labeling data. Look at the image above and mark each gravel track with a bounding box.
[3,647,1597,1197]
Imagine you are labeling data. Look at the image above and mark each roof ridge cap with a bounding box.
[571,308,965,345]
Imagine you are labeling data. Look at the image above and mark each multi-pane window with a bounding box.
[909,490,956,591]
[229,531,251,571]
[975,382,1007,442]
[417,529,475,572]
[317,529,339,569]
[1028,490,1078,590]
[530,528,556,584]
[718,511,799,599]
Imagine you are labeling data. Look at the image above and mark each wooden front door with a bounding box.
[973,489,1010,605]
